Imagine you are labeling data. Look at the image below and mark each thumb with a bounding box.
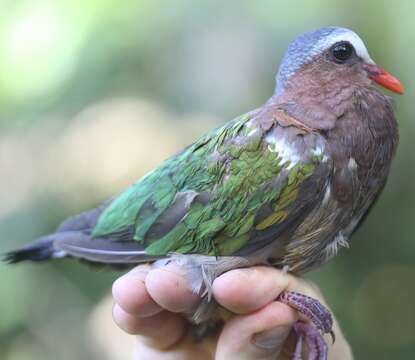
[215,301,297,360]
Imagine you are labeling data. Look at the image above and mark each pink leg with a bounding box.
[278,291,334,360]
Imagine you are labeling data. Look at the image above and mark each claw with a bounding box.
[329,330,336,344]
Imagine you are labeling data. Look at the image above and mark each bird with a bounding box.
[5,26,403,359]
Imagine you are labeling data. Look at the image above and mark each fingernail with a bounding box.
[252,325,292,350]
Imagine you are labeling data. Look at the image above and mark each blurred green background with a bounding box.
[1,0,414,359]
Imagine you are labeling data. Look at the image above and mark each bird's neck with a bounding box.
[270,84,398,168]
[326,87,399,168]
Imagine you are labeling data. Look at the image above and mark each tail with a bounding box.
[4,201,164,266]
[3,235,63,264]
[4,232,163,265]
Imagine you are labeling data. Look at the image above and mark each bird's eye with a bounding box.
[331,42,354,62]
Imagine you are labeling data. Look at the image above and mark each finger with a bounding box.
[134,336,214,360]
[145,263,200,313]
[112,265,162,317]
[112,303,187,349]
[216,301,298,360]
[212,266,290,314]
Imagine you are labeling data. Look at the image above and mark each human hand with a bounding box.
[112,264,352,359]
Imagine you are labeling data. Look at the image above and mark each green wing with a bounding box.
[92,111,327,257]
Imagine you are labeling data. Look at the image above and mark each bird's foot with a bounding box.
[278,291,334,360]
[292,322,328,360]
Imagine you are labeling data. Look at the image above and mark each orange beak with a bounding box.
[363,63,404,94]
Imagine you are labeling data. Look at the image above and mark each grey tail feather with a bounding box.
[53,231,164,264]
[4,231,164,266]
[3,236,59,264]
[4,201,113,265]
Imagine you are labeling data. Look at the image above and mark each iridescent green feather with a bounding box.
[92,113,321,256]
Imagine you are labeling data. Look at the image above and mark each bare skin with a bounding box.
[112,264,353,359]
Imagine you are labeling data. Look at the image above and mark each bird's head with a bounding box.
[275,27,404,97]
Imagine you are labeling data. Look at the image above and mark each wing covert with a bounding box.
[92,109,331,258]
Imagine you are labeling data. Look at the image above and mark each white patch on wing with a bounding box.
[322,186,331,205]
[312,145,324,156]
[348,157,358,170]
[311,139,329,162]
[265,132,300,169]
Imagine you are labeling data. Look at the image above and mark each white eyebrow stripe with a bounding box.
[317,31,375,64]
[275,27,374,96]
